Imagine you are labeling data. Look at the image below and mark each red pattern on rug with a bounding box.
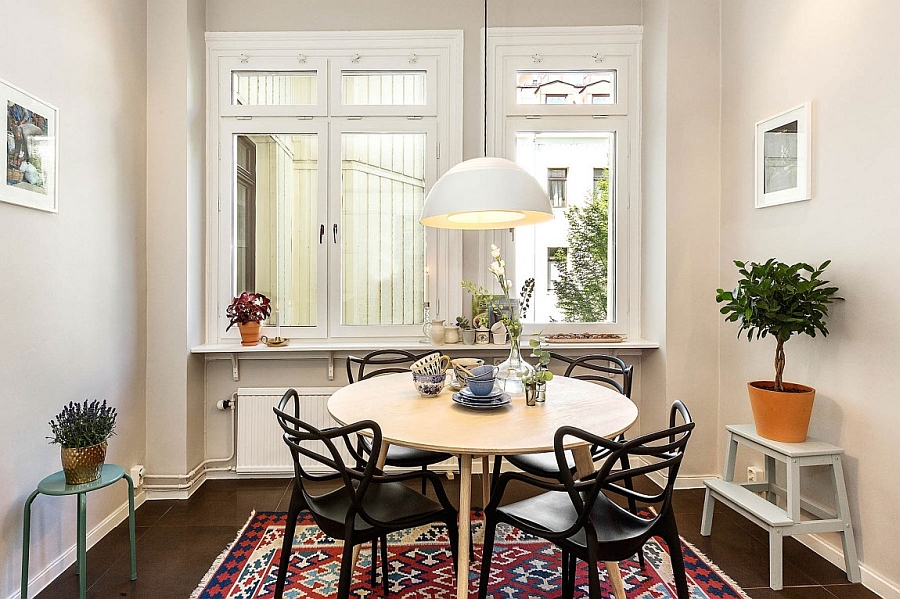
[192,511,750,598]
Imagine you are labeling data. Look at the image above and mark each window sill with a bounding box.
[191,338,658,381]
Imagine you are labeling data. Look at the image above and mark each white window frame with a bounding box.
[206,31,463,344]
[487,26,642,339]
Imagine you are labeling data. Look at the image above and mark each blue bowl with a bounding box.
[467,378,497,397]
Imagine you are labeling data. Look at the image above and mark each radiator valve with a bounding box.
[216,397,235,410]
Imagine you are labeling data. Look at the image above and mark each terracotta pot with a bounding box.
[747,381,815,443]
[238,321,261,346]
[61,442,107,484]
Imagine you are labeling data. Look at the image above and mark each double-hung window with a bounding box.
[487,27,641,336]
[206,32,462,342]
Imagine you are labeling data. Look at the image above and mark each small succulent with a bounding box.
[48,400,118,449]
[226,292,272,330]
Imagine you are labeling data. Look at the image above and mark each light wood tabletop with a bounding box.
[328,371,639,599]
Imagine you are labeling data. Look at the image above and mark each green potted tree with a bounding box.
[48,400,118,484]
[716,259,840,442]
[226,292,272,346]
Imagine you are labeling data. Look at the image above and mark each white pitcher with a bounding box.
[429,319,446,346]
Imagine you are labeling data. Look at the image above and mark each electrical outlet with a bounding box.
[747,466,763,483]
[130,465,145,488]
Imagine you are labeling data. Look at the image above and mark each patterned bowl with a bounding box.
[412,371,447,397]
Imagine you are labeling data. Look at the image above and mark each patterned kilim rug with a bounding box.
[192,511,750,598]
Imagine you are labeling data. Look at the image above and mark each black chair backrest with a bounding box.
[548,352,634,397]
[274,389,386,525]
[552,400,694,540]
[346,349,436,383]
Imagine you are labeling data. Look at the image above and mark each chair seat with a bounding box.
[505,452,576,478]
[307,481,449,540]
[498,490,654,560]
[361,437,452,467]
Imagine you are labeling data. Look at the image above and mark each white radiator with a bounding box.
[235,387,345,474]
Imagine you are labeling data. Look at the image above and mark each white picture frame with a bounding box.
[3,78,58,213]
[755,102,811,209]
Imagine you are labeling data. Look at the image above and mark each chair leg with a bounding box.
[370,539,378,588]
[338,539,357,599]
[274,488,303,599]
[491,455,503,489]
[380,534,389,595]
[477,514,498,599]
[445,512,460,575]
[662,514,690,599]
[619,452,646,570]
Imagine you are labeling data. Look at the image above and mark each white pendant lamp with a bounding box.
[420,157,554,229]
[420,1,554,230]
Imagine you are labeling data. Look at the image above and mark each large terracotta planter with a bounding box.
[61,442,107,484]
[747,381,815,443]
[238,321,261,346]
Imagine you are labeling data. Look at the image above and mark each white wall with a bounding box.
[0,1,147,596]
[641,0,721,477]
[719,0,900,591]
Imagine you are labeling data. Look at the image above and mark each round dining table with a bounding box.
[328,371,639,599]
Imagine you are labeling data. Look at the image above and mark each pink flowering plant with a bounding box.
[226,292,272,331]
[48,400,117,449]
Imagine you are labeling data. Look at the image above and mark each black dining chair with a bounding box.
[346,350,454,494]
[273,388,459,599]
[492,353,645,568]
[478,400,695,599]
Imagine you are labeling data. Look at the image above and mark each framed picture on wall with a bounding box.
[755,102,811,209]
[3,78,58,213]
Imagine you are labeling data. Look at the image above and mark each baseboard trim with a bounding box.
[797,534,899,599]
[13,488,146,599]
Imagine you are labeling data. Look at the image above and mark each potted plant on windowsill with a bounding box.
[48,400,118,484]
[226,292,272,346]
[716,259,840,442]
[457,316,476,345]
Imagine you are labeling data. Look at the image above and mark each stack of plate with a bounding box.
[451,386,511,410]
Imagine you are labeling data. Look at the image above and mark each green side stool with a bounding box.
[22,464,137,599]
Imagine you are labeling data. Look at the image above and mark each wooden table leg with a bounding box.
[573,445,626,599]
[481,455,491,508]
[456,454,473,599]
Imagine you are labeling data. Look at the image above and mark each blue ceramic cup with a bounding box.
[467,377,496,397]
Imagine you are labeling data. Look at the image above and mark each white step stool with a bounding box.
[700,424,860,590]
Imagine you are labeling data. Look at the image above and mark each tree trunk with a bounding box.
[774,337,786,392]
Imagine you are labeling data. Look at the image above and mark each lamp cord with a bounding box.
[483,0,488,157]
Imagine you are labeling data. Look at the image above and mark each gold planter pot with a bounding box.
[61,442,108,485]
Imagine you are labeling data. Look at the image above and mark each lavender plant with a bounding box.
[48,400,118,448]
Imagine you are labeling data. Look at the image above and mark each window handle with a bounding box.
[333,223,338,243]
[319,224,325,244]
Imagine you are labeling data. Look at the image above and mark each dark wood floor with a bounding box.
[34,476,879,598]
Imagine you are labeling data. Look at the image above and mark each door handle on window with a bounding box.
[319,224,325,244]
[333,223,338,243]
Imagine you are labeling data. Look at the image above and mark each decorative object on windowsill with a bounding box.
[48,399,117,484]
[523,336,553,405]
[420,301,433,344]
[226,292,272,346]
[462,245,537,393]
[544,332,626,343]
[716,258,840,442]
[474,327,490,345]
[491,321,508,345]
[428,319,446,346]
[457,317,476,345]
[444,321,460,344]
